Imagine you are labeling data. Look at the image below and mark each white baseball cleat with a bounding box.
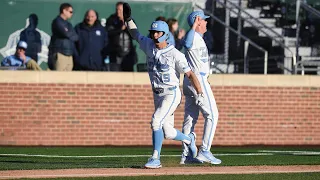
[196,149,222,164]
[144,157,162,169]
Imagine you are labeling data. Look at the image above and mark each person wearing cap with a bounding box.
[122,2,205,169]
[180,10,221,165]
[1,41,41,70]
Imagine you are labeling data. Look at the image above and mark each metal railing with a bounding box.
[295,0,320,75]
[213,0,297,74]
[214,0,297,73]
[197,4,269,74]
[218,0,283,39]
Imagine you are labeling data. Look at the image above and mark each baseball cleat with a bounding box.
[188,132,198,158]
[180,153,203,165]
[196,149,222,164]
[180,154,188,165]
[144,157,162,169]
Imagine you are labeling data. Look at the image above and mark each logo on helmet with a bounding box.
[152,23,158,28]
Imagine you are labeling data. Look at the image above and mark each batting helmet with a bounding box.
[187,10,210,27]
[149,20,169,43]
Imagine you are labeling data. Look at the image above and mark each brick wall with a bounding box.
[0,72,319,146]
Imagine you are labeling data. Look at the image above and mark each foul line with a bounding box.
[0,153,273,158]
[0,150,319,159]
[259,150,320,155]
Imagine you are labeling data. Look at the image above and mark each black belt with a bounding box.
[152,86,177,94]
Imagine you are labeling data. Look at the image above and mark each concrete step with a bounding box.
[284,37,297,47]
[285,47,312,57]
[272,37,297,47]
[230,8,261,18]
[258,27,283,38]
[217,0,248,9]
[244,18,276,28]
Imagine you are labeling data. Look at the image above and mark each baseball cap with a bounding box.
[17,41,28,49]
[187,10,210,27]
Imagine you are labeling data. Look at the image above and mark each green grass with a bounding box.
[0,146,320,170]
[19,173,320,180]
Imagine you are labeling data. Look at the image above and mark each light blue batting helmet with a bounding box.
[149,20,169,43]
[187,10,210,27]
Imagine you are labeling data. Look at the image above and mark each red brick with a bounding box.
[1,83,319,146]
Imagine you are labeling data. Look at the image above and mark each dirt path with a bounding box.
[1,165,320,179]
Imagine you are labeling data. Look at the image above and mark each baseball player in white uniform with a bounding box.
[122,3,205,169]
[180,11,221,165]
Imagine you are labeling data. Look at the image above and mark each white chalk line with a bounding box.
[0,150,320,158]
[0,153,274,158]
[259,150,320,155]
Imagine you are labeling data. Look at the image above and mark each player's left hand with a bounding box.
[123,2,132,21]
[195,93,205,106]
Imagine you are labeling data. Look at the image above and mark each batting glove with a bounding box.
[195,93,205,107]
[123,3,132,22]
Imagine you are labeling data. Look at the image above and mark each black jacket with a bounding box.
[49,16,78,56]
[74,22,108,71]
[105,14,133,59]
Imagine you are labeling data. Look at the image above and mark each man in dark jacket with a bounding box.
[48,3,78,71]
[74,9,108,71]
[105,1,137,71]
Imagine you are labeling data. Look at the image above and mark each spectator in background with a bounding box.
[167,18,185,50]
[20,14,41,62]
[48,3,78,71]
[105,1,137,71]
[155,16,166,21]
[74,9,108,71]
[203,17,214,54]
[1,41,41,70]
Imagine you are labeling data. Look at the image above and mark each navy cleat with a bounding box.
[180,153,203,165]
[188,132,198,158]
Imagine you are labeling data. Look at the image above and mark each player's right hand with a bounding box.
[123,3,132,21]
[195,93,205,107]
[192,16,201,29]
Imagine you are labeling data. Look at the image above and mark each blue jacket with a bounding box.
[49,16,78,56]
[1,55,31,67]
[74,22,108,71]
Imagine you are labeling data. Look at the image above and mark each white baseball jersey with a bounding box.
[137,35,191,90]
[182,31,219,153]
[184,32,210,76]
[136,33,191,140]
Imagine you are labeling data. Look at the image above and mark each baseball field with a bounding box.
[0,146,320,179]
